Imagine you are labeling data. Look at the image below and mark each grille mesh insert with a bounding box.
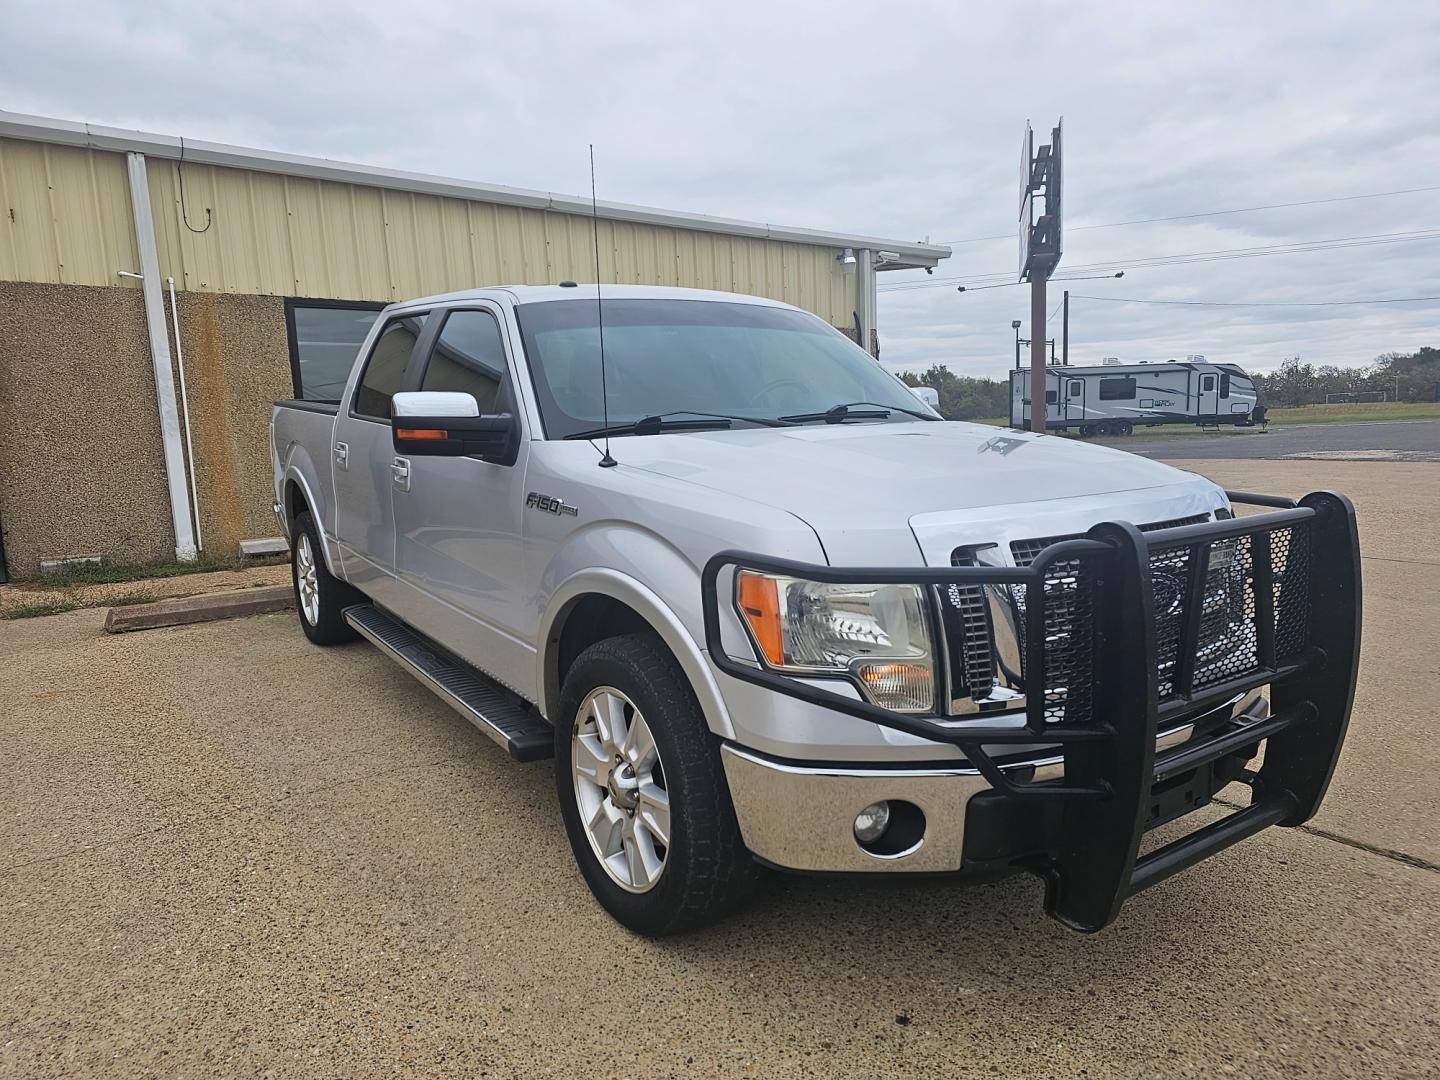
[944,513,1312,723]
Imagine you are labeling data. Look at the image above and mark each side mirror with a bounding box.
[392,391,517,462]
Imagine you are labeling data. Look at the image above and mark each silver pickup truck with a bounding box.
[271,284,1361,935]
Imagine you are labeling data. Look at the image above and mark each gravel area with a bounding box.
[1,460,1436,1078]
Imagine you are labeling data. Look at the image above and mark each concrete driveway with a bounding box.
[1114,417,1440,462]
[2,459,1437,1078]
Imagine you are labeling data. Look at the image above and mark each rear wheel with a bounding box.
[1096,420,1115,436]
[291,510,361,645]
[555,634,761,935]
[1116,420,1134,436]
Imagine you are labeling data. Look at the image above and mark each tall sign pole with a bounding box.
[1019,120,1064,433]
[1029,272,1047,431]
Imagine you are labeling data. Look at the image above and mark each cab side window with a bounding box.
[354,315,425,420]
[421,310,508,413]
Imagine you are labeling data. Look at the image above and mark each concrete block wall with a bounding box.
[0,282,294,577]
[0,282,176,575]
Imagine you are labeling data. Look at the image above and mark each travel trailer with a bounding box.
[1010,361,1259,436]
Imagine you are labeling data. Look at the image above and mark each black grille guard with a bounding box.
[700,490,1361,931]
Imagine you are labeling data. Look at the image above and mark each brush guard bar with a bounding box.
[701,490,1361,931]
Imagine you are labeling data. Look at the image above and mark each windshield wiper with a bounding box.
[778,400,939,424]
[564,410,794,441]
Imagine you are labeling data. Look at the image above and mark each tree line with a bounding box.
[898,347,1439,420]
[1250,348,1439,407]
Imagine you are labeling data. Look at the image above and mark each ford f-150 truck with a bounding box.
[271,284,1361,936]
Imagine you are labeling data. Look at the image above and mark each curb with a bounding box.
[104,585,294,633]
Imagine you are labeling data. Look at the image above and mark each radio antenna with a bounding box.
[590,144,617,468]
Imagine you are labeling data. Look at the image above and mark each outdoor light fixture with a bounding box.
[873,250,900,266]
[838,248,857,270]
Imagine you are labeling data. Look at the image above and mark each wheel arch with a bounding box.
[280,466,341,576]
[539,569,735,741]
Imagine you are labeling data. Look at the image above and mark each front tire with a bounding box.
[555,634,761,935]
[291,510,361,645]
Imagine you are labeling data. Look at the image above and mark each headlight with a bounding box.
[734,571,936,713]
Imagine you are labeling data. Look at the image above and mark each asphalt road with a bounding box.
[2,459,1437,1078]
[1113,418,1440,461]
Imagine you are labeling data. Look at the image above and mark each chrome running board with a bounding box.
[344,604,552,762]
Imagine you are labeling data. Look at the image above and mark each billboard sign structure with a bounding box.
[1019,118,1063,281]
[1018,123,1033,278]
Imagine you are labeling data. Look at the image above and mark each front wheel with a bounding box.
[291,510,361,645]
[555,634,761,935]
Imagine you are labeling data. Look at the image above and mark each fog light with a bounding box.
[853,801,891,844]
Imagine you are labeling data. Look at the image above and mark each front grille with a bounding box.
[943,512,1312,723]
[944,549,995,698]
[1007,513,1211,568]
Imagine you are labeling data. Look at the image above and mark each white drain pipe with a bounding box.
[166,275,203,552]
[123,151,197,561]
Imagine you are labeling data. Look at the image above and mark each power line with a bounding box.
[935,184,1440,246]
[888,228,1440,288]
[1068,293,1440,308]
[879,228,1440,293]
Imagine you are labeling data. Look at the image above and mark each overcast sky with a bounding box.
[4,0,1438,377]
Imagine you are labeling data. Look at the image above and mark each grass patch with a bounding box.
[23,553,287,587]
[1,600,81,620]
[1265,402,1440,425]
[105,591,160,607]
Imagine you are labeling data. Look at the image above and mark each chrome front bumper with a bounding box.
[723,690,1269,874]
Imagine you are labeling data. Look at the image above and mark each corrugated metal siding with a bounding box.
[0,139,139,287]
[0,142,856,323]
[145,160,855,323]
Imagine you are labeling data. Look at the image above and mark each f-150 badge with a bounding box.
[526,492,578,517]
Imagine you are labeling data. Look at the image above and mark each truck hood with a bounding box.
[611,421,1222,564]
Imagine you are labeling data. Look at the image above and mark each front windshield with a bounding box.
[514,298,930,437]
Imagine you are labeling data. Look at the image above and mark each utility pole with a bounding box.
[1062,290,1070,366]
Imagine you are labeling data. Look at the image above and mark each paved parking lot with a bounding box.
[1115,417,1440,462]
[2,459,1437,1078]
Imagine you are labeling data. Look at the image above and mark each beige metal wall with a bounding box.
[0,137,857,325]
[0,139,140,287]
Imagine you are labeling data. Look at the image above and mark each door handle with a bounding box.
[391,457,411,492]
[334,442,349,469]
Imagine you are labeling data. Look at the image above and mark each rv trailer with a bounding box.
[1010,361,1258,436]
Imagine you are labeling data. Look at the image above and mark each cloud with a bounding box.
[3,0,1437,375]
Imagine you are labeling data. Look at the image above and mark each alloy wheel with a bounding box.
[571,686,671,893]
[296,532,320,626]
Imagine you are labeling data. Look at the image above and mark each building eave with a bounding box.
[0,111,950,271]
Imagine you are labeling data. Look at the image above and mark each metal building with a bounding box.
[0,112,948,578]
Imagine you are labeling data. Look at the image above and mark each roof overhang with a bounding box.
[0,111,950,272]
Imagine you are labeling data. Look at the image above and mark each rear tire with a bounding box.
[555,633,761,935]
[1096,420,1115,436]
[1116,420,1134,436]
[291,510,362,645]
